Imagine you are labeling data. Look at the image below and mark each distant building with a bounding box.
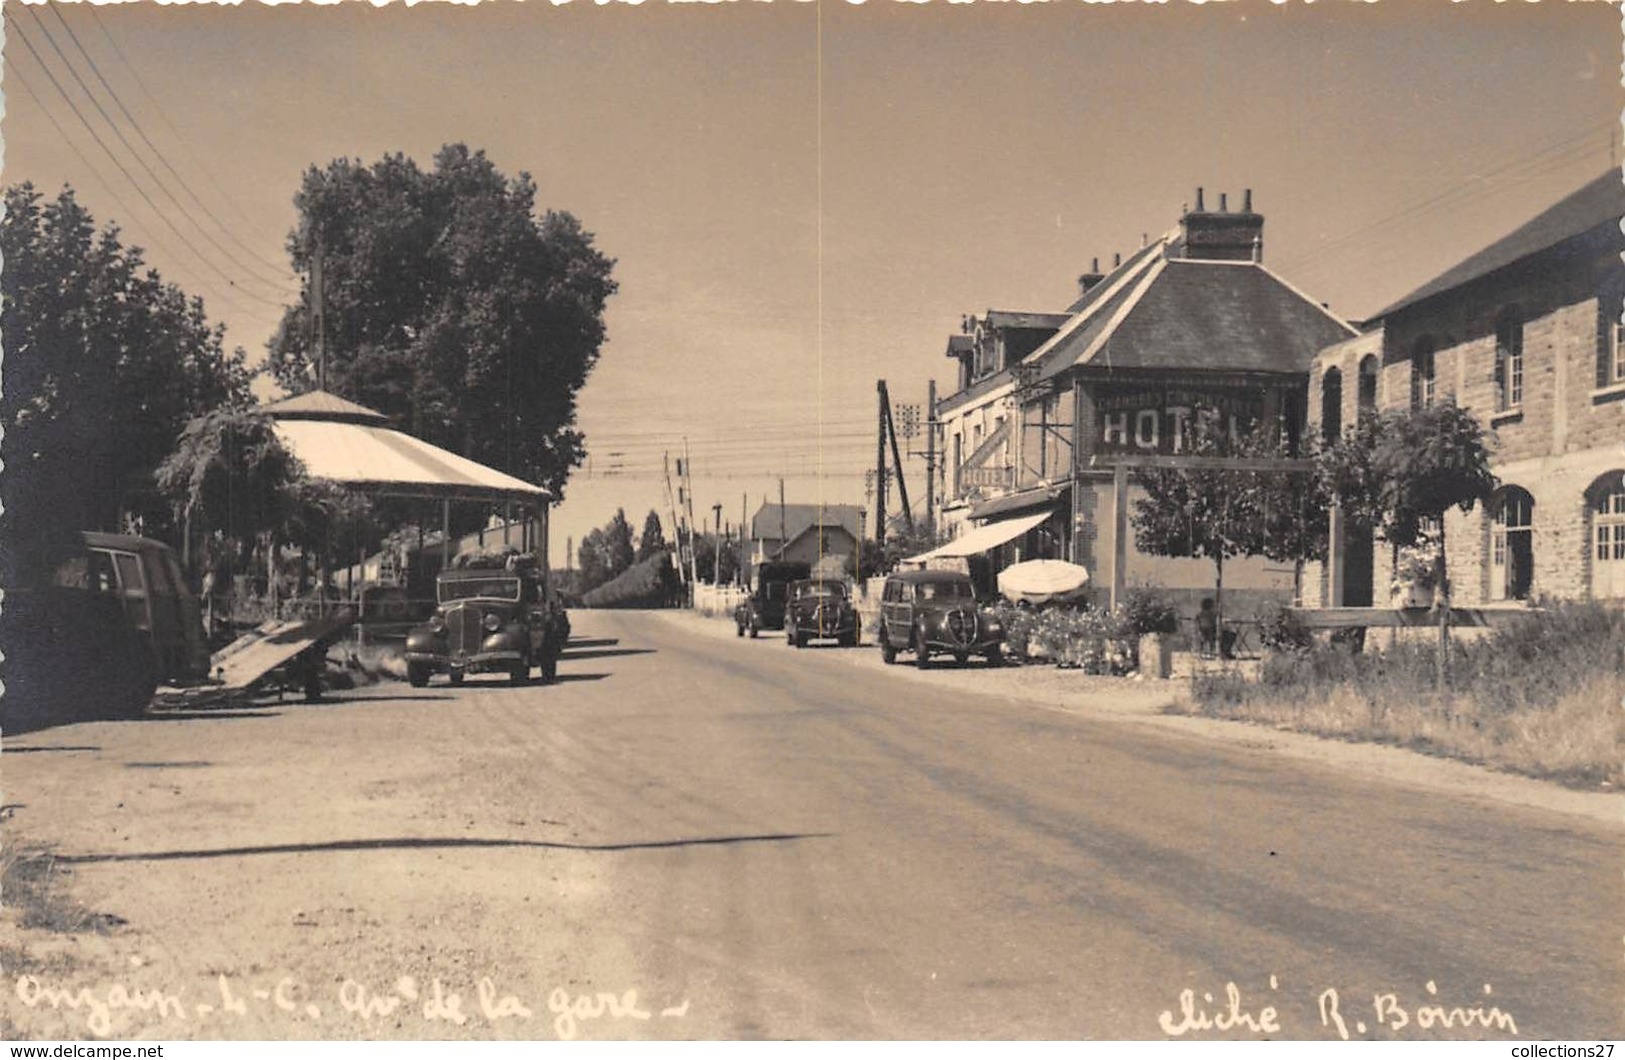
[934,189,1354,609]
[747,502,865,580]
[1307,171,1625,606]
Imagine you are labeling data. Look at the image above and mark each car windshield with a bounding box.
[439,576,522,603]
[915,580,976,602]
[794,581,847,600]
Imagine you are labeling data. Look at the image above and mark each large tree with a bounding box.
[1,184,251,584]
[266,144,617,501]
[636,510,668,562]
[1132,419,1325,627]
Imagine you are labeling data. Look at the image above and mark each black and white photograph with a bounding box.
[1,0,1621,1044]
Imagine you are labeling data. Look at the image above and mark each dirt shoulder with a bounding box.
[652,607,1624,828]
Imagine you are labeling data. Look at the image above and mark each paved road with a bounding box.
[3,610,1619,1040]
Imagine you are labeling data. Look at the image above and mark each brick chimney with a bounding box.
[1175,186,1264,262]
[1076,257,1105,296]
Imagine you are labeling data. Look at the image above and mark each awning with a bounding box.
[910,509,1051,562]
[264,390,551,502]
[968,484,1066,521]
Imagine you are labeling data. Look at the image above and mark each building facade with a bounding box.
[1307,172,1625,607]
[933,190,1355,612]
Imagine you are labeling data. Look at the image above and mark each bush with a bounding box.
[1254,601,1313,653]
[582,552,680,608]
[1121,587,1180,636]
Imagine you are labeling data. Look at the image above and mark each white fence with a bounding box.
[692,583,749,618]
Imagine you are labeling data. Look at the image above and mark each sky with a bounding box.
[2,0,1620,568]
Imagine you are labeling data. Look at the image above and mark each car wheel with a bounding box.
[449,671,465,686]
[407,662,431,688]
[540,651,558,683]
[785,621,797,647]
[509,663,529,686]
[914,627,931,669]
[986,645,1005,668]
[736,622,745,637]
[840,631,857,648]
[879,630,897,665]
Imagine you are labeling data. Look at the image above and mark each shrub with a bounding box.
[582,552,679,608]
[1255,601,1313,653]
[1121,587,1179,636]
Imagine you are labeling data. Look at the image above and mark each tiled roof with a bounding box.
[1376,171,1625,319]
[750,503,864,544]
[1037,258,1355,378]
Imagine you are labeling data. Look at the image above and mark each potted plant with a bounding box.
[1390,536,1438,609]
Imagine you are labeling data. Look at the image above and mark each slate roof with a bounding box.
[750,503,864,545]
[1376,171,1625,319]
[1035,256,1356,381]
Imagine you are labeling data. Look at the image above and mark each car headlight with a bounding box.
[483,613,502,632]
[428,617,446,634]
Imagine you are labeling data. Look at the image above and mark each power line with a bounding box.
[8,64,289,332]
[13,15,293,310]
[49,4,297,286]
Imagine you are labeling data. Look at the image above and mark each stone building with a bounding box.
[1307,171,1625,607]
[934,190,1355,611]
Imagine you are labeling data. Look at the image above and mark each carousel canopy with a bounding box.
[262,390,551,503]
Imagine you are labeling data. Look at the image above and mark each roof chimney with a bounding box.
[1113,252,1122,268]
[1176,187,1265,261]
[1077,257,1105,296]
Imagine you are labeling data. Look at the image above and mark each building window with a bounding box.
[1494,309,1523,410]
[1590,473,1625,599]
[1410,339,1436,410]
[1320,368,1343,442]
[1489,486,1534,601]
[1599,290,1625,389]
[1357,354,1379,417]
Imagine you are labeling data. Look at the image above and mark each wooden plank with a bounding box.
[208,608,355,690]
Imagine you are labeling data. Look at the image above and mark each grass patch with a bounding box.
[1184,601,1625,788]
[2,842,123,935]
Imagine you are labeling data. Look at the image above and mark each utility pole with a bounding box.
[884,384,914,531]
[875,380,889,548]
[310,234,327,391]
[740,492,748,586]
[778,478,787,559]
[712,503,723,584]
[925,379,937,537]
[663,453,686,591]
[683,439,700,591]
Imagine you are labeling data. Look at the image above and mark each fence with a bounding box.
[692,582,749,618]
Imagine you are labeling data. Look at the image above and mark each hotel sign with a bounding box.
[1094,385,1269,456]
[961,466,1014,490]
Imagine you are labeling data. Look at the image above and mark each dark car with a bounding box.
[734,560,812,637]
[784,578,860,648]
[2,532,209,728]
[404,555,564,687]
[877,569,1005,669]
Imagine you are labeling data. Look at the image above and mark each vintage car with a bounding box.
[783,578,860,648]
[3,532,211,729]
[404,553,565,687]
[734,560,812,638]
[876,569,1005,668]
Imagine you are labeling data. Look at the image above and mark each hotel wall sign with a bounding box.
[1094,385,1268,455]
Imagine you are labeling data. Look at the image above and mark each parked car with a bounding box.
[2,532,209,727]
[403,552,564,687]
[876,569,1005,668]
[784,578,860,648]
[734,560,812,637]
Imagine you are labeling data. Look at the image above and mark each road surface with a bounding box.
[2,610,1619,1040]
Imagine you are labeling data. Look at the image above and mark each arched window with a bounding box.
[1357,354,1379,417]
[1489,486,1534,601]
[1410,338,1436,410]
[1320,368,1343,442]
[1588,472,1625,599]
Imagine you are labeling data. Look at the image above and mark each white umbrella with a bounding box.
[997,559,1090,606]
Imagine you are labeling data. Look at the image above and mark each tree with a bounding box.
[636,510,668,562]
[1368,400,1498,685]
[576,508,638,592]
[692,533,741,585]
[1131,420,1325,629]
[1,184,251,584]
[604,509,636,578]
[155,409,306,558]
[266,145,617,501]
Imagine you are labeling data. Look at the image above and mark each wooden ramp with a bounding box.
[209,607,357,691]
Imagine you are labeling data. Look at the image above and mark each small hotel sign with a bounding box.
[961,466,1014,489]
[1095,385,1268,455]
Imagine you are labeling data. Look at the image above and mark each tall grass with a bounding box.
[1188,602,1625,787]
